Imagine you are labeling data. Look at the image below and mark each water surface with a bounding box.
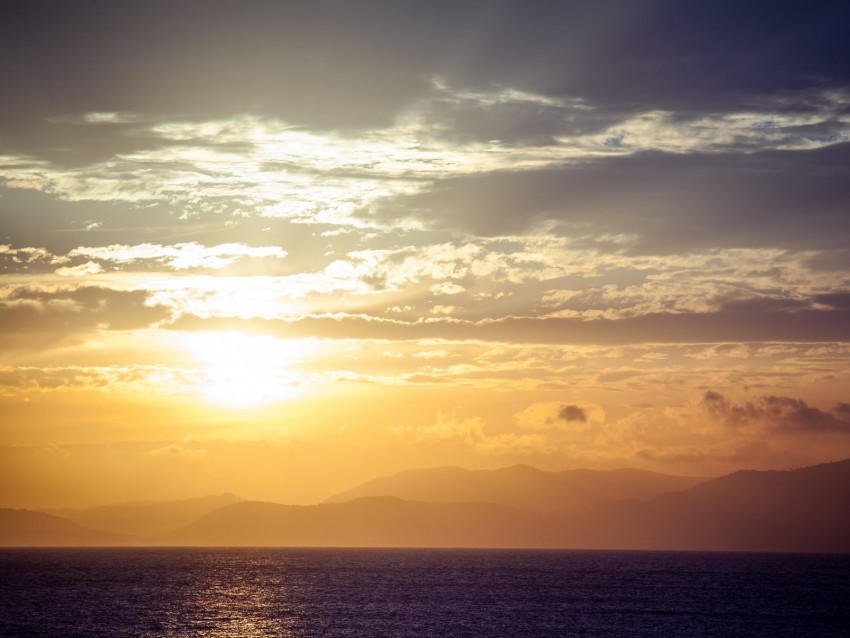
[1,548,848,637]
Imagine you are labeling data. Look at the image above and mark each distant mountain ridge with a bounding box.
[164,498,557,548]
[0,509,131,547]
[325,464,707,511]
[568,457,850,553]
[3,460,849,552]
[160,458,850,552]
[45,493,242,537]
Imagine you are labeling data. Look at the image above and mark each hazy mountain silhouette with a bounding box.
[45,493,242,537]
[4,460,849,551]
[164,497,557,548]
[561,458,850,553]
[167,459,850,552]
[0,509,132,546]
[325,465,706,512]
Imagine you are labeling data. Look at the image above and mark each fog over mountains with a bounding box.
[2,460,849,552]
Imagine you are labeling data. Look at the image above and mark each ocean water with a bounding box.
[1,548,848,637]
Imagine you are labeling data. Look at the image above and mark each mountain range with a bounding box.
[323,464,706,511]
[44,493,242,536]
[3,459,849,552]
[0,509,130,547]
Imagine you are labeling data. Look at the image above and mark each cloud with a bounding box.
[700,391,850,434]
[55,261,103,277]
[3,90,848,237]
[6,237,845,329]
[558,405,588,423]
[430,282,465,296]
[390,387,850,468]
[0,365,198,396]
[0,244,57,272]
[597,370,641,383]
[393,412,484,445]
[169,296,850,344]
[421,81,850,152]
[814,292,850,310]
[68,242,288,271]
[514,401,604,431]
[146,443,206,459]
[1,0,849,484]
[2,2,848,255]
[367,142,850,250]
[5,1,849,148]
[421,85,597,146]
[0,286,170,334]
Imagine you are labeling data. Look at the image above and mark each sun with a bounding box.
[181,331,315,408]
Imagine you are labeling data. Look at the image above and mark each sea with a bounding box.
[1,548,848,637]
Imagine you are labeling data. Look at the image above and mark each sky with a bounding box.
[2,0,850,508]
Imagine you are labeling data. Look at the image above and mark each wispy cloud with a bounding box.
[2,88,848,232]
[146,443,207,459]
[68,242,287,270]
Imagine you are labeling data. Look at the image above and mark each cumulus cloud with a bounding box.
[700,391,850,434]
[55,261,103,277]
[514,401,604,431]
[558,405,588,423]
[0,245,58,272]
[430,282,465,296]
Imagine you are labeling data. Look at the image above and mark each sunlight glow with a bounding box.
[182,331,316,408]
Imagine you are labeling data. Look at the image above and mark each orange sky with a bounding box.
[2,1,850,508]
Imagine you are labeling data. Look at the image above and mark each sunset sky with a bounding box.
[2,0,850,508]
